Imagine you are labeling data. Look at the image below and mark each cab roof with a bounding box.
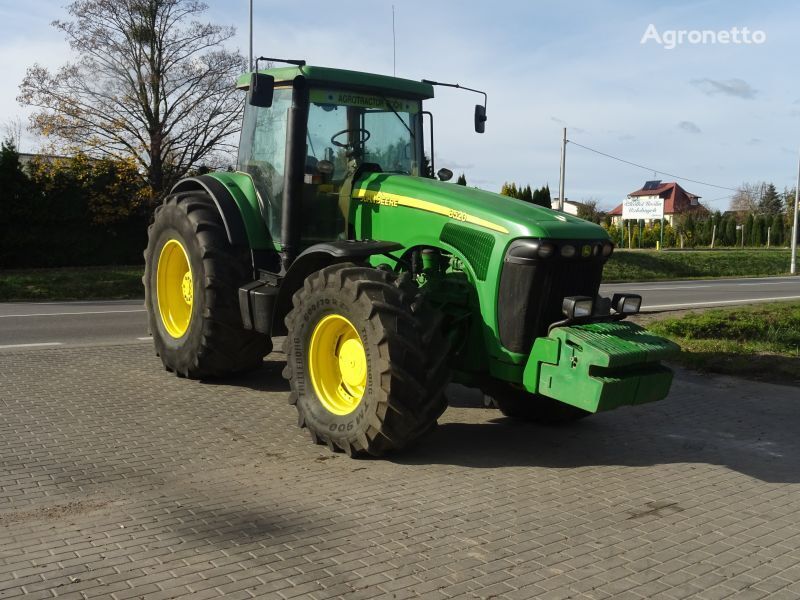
[236,65,435,99]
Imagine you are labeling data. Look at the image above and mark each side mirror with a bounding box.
[316,160,334,175]
[437,168,453,182]
[248,73,275,107]
[474,104,487,133]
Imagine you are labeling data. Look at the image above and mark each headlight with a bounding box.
[611,293,642,315]
[562,296,594,319]
[538,242,555,258]
[505,240,541,264]
[505,238,605,263]
[560,244,576,258]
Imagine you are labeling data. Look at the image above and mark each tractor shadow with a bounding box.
[395,370,800,484]
[204,357,289,393]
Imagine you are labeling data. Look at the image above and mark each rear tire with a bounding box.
[143,192,271,378]
[283,263,450,456]
[486,383,591,424]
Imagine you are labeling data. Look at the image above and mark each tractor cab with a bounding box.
[235,65,434,265]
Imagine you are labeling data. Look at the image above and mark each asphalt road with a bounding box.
[1,275,798,349]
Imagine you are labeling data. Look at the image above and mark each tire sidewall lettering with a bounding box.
[289,287,379,441]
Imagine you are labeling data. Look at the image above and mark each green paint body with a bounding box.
[525,321,679,411]
[200,65,678,412]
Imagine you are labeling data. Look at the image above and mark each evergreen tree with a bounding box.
[543,185,552,204]
[744,213,755,246]
[0,139,35,253]
[522,184,533,202]
[753,215,764,246]
[456,173,467,186]
[723,217,736,246]
[784,188,797,243]
[759,183,783,215]
[532,185,551,208]
[771,214,784,246]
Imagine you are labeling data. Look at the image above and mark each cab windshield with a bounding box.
[306,89,420,179]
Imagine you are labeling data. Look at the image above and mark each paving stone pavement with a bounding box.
[1,342,799,600]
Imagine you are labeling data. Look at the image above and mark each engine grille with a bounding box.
[497,255,605,354]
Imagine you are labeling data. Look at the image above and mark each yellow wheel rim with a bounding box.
[308,314,367,416]
[156,239,193,338]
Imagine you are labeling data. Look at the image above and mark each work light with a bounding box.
[562,296,594,319]
[611,293,642,315]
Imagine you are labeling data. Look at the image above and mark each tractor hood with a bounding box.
[353,173,608,241]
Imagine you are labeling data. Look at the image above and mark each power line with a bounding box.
[567,139,738,192]
[707,193,735,204]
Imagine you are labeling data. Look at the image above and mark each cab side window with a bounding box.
[237,88,293,243]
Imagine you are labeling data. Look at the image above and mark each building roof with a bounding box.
[236,65,435,99]
[608,181,705,216]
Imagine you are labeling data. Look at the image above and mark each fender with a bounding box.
[170,176,249,247]
[241,240,403,336]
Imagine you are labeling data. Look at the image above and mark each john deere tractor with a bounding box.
[144,59,678,456]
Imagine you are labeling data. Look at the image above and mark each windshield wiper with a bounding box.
[375,93,415,139]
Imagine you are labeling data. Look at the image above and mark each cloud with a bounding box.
[550,116,586,134]
[617,134,635,141]
[677,121,701,134]
[747,138,761,145]
[691,78,757,99]
[436,157,474,170]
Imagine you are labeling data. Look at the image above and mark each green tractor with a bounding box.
[143,59,679,456]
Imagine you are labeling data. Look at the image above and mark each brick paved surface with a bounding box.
[1,343,799,599]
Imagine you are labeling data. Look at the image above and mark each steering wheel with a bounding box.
[330,128,371,148]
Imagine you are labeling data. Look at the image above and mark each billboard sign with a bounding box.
[622,195,664,219]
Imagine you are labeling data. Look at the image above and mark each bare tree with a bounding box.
[577,198,601,223]
[729,182,765,214]
[18,0,246,202]
[2,117,24,149]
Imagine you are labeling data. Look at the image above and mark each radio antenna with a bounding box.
[392,5,396,76]
[248,0,253,71]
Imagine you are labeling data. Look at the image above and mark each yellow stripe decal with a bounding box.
[353,189,509,234]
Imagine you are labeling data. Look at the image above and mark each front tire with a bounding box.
[143,191,271,378]
[283,263,449,456]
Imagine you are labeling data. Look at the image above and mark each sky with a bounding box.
[1,0,799,211]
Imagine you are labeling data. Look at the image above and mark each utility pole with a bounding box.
[792,149,799,274]
[249,0,253,71]
[710,223,716,248]
[558,128,566,211]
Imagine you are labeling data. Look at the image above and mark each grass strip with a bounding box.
[0,265,143,302]
[604,249,792,282]
[648,301,800,385]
